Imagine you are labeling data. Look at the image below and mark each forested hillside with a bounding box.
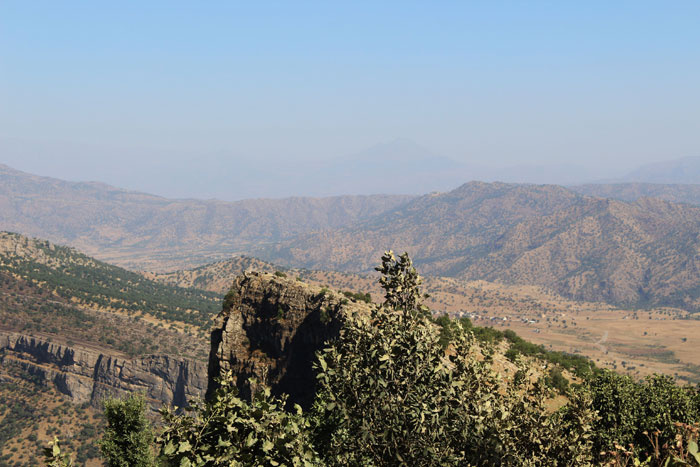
[0,232,220,332]
[0,233,224,465]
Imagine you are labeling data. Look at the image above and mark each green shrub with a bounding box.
[505,347,520,362]
[589,370,700,460]
[341,290,372,303]
[310,251,596,466]
[43,437,72,467]
[158,373,319,466]
[222,289,237,310]
[471,325,504,343]
[99,393,155,467]
[546,367,570,395]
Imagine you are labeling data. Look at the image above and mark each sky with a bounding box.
[1,1,699,199]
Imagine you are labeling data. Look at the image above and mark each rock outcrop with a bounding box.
[208,272,370,408]
[0,330,206,409]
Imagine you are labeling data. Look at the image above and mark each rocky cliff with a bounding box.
[208,272,370,408]
[0,330,207,409]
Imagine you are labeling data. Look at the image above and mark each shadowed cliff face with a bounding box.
[207,272,370,408]
[0,331,206,410]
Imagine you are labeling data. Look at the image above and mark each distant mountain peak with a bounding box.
[345,139,459,168]
[331,138,460,179]
[620,156,700,184]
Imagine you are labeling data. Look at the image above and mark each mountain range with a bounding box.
[615,156,700,184]
[0,163,411,270]
[258,182,700,310]
[0,138,606,198]
[4,163,700,310]
[571,183,700,205]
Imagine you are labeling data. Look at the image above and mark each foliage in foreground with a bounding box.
[311,251,595,466]
[43,437,72,467]
[603,422,700,466]
[158,373,319,466]
[589,370,700,461]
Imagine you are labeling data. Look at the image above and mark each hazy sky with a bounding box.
[1,1,699,198]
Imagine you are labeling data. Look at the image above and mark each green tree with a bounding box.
[99,393,155,467]
[547,367,570,395]
[375,250,430,318]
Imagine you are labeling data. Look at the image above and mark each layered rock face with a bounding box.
[0,330,206,409]
[208,272,370,408]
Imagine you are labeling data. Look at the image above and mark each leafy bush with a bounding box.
[222,289,237,310]
[158,372,319,466]
[471,325,505,343]
[310,250,596,466]
[603,422,700,466]
[546,367,570,395]
[341,290,372,303]
[589,371,700,459]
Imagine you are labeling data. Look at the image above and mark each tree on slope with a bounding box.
[99,393,156,467]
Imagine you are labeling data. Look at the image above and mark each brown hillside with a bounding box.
[257,182,700,310]
[0,164,412,271]
[570,183,700,206]
[572,183,700,206]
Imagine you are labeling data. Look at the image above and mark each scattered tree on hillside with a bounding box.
[99,394,155,467]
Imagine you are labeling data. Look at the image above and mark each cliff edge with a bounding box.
[0,330,206,409]
[207,272,370,408]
